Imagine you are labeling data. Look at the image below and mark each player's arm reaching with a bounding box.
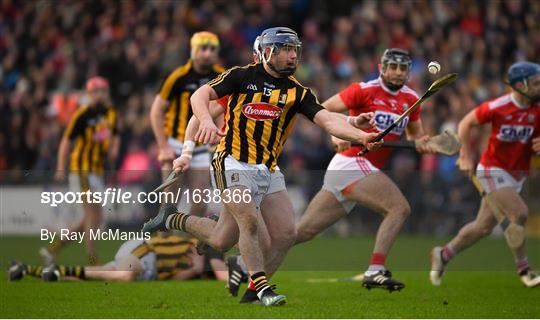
[190,84,225,144]
[173,100,225,173]
[300,88,380,149]
[312,109,379,148]
[456,108,481,176]
[405,120,437,154]
[322,94,353,151]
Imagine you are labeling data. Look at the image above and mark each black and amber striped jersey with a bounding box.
[159,59,225,141]
[64,104,117,174]
[208,63,324,171]
[131,235,197,280]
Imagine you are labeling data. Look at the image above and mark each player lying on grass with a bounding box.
[431,61,540,288]
[142,27,382,306]
[9,232,227,282]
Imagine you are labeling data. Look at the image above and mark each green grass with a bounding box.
[1,235,539,318]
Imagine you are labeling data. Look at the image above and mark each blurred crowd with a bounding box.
[1,0,539,233]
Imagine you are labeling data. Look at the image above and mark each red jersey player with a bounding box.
[294,48,436,291]
[431,61,540,288]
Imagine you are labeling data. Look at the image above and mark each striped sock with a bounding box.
[442,245,455,263]
[516,257,529,274]
[166,213,190,232]
[58,265,86,279]
[247,280,256,291]
[25,265,44,278]
[250,272,270,299]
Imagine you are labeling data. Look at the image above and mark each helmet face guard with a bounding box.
[260,27,302,76]
[381,48,412,71]
[380,48,412,91]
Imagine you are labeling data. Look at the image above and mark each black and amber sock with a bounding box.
[166,213,191,232]
[250,271,270,297]
[58,265,86,279]
[25,265,44,278]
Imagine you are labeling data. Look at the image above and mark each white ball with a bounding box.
[428,61,441,74]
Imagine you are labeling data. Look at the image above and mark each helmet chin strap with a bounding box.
[505,80,539,103]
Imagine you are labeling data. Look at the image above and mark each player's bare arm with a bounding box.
[150,95,175,162]
[191,84,225,144]
[54,136,71,181]
[323,94,350,150]
[406,120,436,154]
[173,102,225,173]
[313,109,381,150]
[108,135,121,164]
[456,109,480,176]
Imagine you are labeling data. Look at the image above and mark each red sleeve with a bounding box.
[217,96,228,110]
[338,83,367,110]
[474,101,492,124]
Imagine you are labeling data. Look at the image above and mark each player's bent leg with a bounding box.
[431,199,497,286]
[84,255,142,282]
[346,172,410,256]
[142,204,239,252]
[487,188,539,287]
[223,189,264,273]
[82,202,103,265]
[295,190,347,245]
[260,190,296,276]
[185,168,211,217]
[224,188,285,306]
[344,172,409,291]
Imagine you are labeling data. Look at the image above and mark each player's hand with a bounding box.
[415,135,436,154]
[532,137,540,154]
[361,132,383,151]
[158,144,176,163]
[173,155,191,173]
[349,112,376,129]
[456,154,475,177]
[54,170,66,182]
[332,136,351,152]
[195,119,224,145]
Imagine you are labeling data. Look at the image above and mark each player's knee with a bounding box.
[238,215,258,236]
[211,237,235,252]
[295,224,316,244]
[388,201,411,219]
[514,208,528,225]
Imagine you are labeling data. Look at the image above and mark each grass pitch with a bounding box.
[1,235,539,318]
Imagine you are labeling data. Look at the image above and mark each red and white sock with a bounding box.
[516,257,529,274]
[367,252,386,273]
[441,245,455,263]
